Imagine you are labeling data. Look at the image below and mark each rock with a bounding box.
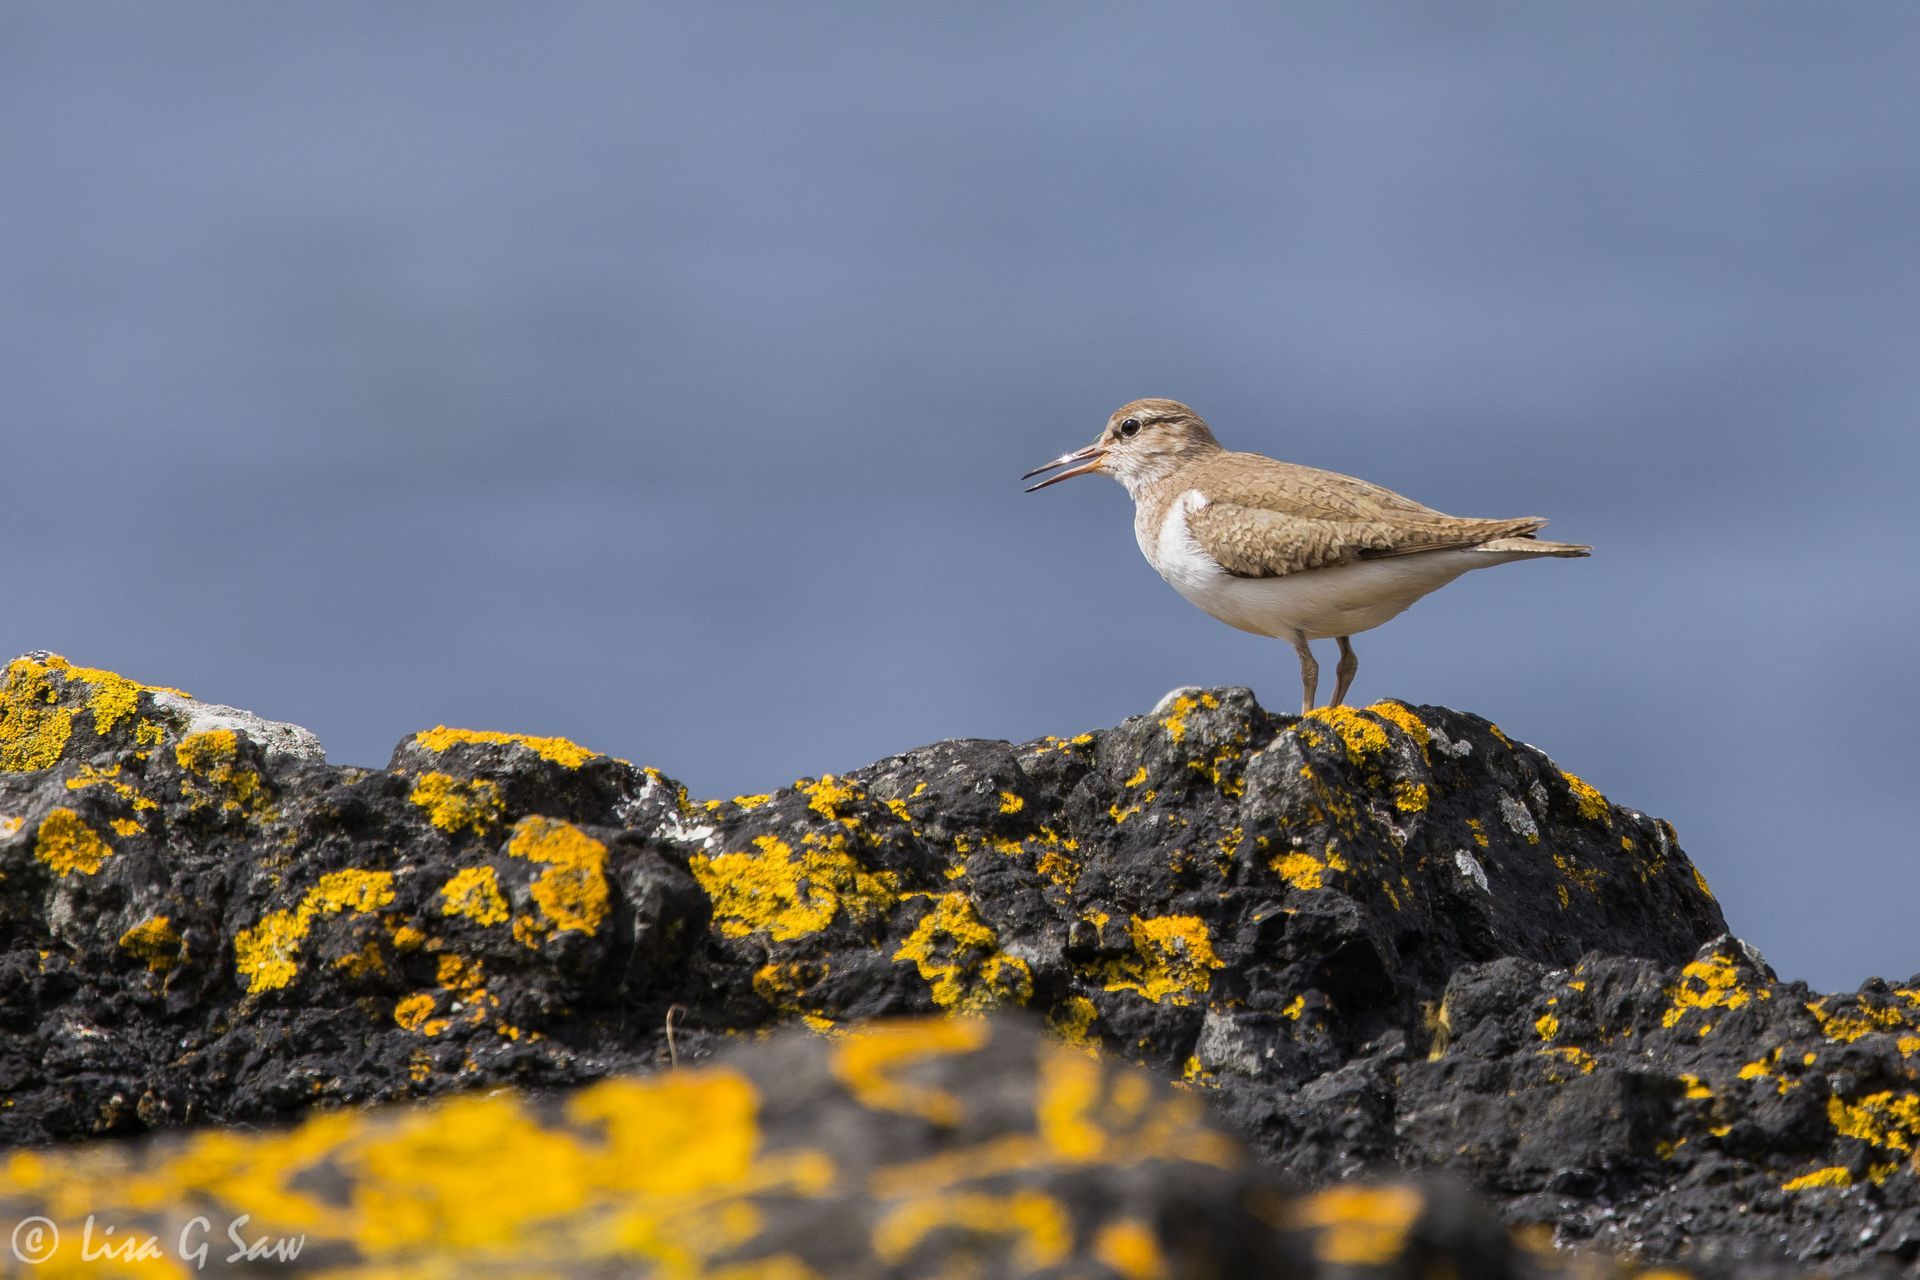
[2,652,1916,1277]
[0,1015,1825,1278]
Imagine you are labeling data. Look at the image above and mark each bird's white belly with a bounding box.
[1145,494,1523,641]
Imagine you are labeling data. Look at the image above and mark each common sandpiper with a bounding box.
[1023,398,1589,714]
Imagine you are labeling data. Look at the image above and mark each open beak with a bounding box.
[1021,443,1106,492]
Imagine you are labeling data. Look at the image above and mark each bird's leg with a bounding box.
[1331,636,1359,707]
[1291,633,1319,716]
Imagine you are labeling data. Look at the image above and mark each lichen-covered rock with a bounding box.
[2,653,1916,1276]
[0,1015,1809,1278]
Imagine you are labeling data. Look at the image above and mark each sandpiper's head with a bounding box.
[1022,398,1221,497]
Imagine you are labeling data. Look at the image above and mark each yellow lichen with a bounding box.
[800,774,862,824]
[1561,771,1610,824]
[872,1191,1071,1270]
[118,915,183,973]
[893,894,1033,1013]
[1364,701,1430,756]
[233,869,397,994]
[1691,864,1715,900]
[1827,1090,1920,1155]
[409,772,505,836]
[1272,851,1327,891]
[1047,995,1099,1052]
[175,730,271,817]
[1,654,188,773]
[997,791,1024,814]
[830,1017,991,1126]
[1180,1056,1217,1089]
[1782,1165,1854,1192]
[33,807,114,877]
[1807,997,1916,1045]
[1541,1045,1596,1073]
[440,865,510,927]
[2,662,77,771]
[1302,706,1391,764]
[1535,1013,1560,1040]
[334,942,388,979]
[1292,1184,1425,1267]
[690,832,898,941]
[506,816,609,940]
[1096,915,1223,1006]
[1737,1048,1804,1096]
[1092,1219,1168,1280]
[393,993,444,1035]
[752,960,832,1025]
[1031,826,1083,888]
[1186,741,1246,797]
[336,1067,768,1258]
[1661,954,1767,1031]
[1553,852,1605,896]
[412,726,599,769]
[1159,692,1218,743]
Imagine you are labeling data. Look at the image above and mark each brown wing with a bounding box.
[1180,453,1549,578]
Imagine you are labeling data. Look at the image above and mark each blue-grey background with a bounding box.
[5,4,1916,990]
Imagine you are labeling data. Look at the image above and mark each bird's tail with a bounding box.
[1475,534,1591,557]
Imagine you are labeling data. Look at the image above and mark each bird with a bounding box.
[1022,398,1588,715]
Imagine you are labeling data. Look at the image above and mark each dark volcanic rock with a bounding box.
[3,653,1917,1276]
[0,1014,1821,1278]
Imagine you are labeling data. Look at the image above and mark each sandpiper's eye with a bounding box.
[1119,418,1142,438]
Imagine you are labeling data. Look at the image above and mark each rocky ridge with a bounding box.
[1,652,1917,1276]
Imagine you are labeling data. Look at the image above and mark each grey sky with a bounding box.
[5,3,1917,990]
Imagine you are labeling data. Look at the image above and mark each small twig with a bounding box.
[664,1004,686,1070]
